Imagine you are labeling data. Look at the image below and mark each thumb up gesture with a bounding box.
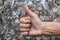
[20,5,43,36]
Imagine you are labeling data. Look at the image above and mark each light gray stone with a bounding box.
[0,0,60,40]
[10,29,15,35]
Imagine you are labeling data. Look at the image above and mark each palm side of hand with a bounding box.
[29,16,43,36]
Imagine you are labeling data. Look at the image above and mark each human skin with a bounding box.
[20,5,60,36]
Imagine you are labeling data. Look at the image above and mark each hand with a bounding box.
[20,5,43,36]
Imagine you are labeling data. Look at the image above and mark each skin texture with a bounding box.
[20,5,60,36]
[42,22,60,36]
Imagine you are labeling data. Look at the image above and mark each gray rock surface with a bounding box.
[0,0,60,40]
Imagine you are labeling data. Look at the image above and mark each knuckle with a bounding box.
[20,18,23,20]
[20,24,31,28]
[21,32,28,35]
[20,18,30,23]
[20,18,23,22]
[20,28,30,32]
[20,24,22,27]
[20,24,24,27]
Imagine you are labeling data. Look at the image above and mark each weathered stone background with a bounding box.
[0,0,60,40]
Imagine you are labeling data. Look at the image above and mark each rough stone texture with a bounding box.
[0,0,60,40]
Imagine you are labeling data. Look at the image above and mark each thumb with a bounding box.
[24,5,37,18]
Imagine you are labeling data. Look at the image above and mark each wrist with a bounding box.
[40,22,45,35]
[37,21,44,36]
[40,22,54,36]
